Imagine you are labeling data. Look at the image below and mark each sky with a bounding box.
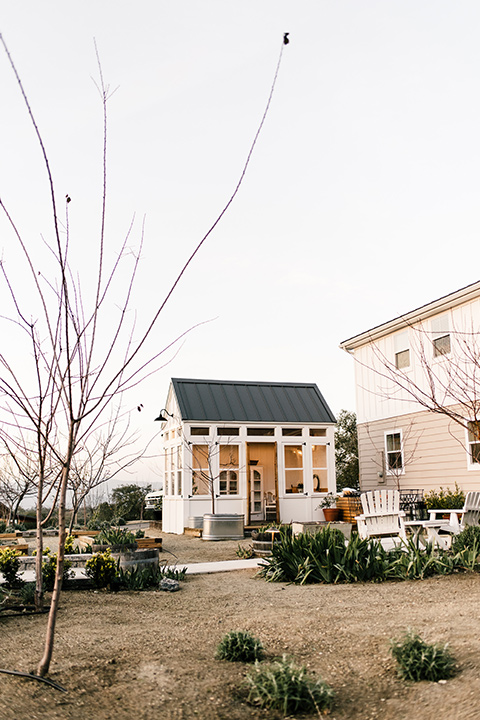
[1,2,480,492]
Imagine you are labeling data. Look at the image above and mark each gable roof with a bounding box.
[171,378,336,424]
[340,279,480,351]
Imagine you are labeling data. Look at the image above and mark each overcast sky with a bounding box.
[1,2,480,489]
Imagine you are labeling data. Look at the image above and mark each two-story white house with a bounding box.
[340,280,480,494]
[158,378,336,534]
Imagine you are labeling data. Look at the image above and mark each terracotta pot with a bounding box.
[323,508,342,522]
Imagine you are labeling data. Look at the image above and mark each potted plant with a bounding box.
[318,493,342,522]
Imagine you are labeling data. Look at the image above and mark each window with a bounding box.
[217,427,239,436]
[190,426,210,436]
[284,445,304,493]
[395,349,410,369]
[385,432,403,472]
[247,427,274,436]
[312,445,328,492]
[468,422,480,464]
[219,445,239,494]
[432,315,451,357]
[394,331,410,370]
[309,428,326,437]
[191,444,210,495]
[282,428,303,436]
[433,334,451,357]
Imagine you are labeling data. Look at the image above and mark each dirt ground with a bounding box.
[2,531,480,720]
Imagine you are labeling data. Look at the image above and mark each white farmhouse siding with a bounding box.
[340,280,480,494]
[158,379,336,534]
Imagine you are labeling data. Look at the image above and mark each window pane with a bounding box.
[284,445,303,468]
[312,445,327,467]
[219,445,239,467]
[468,422,480,443]
[191,427,210,435]
[433,334,451,357]
[282,428,302,436]
[192,445,209,469]
[313,470,328,493]
[247,428,274,436]
[309,428,327,437]
[386,433,401,452]
[387,451,403,470]
[217,427,239,436]
[285,470,304,492]
[395,349,410,369]
[471,444,480,464]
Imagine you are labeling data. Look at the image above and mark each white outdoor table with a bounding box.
[404,519,456,550]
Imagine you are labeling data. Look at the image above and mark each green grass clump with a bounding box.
[452,524,480,553]
[216,630,264,663]
[245,655,334,715]
[390,631,456,682]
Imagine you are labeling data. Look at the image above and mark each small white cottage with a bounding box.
[158,378,336,534]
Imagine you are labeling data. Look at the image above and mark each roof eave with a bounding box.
[340,279,480,351]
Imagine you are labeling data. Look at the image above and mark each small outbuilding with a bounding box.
[158,378,336,534]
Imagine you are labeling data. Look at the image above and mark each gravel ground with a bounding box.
[2,532,480,720]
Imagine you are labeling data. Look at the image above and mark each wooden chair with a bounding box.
[356,489,407,547]
[427,491,480,536]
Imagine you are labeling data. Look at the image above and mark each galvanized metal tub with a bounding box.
[188,516,204,529]
[202,514,245,541]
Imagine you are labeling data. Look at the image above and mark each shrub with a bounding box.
[424,483,465,510]
[0,520,6,533]
[390,631,456,682]
[64,534,75,554]
[96,527,136,547]
[42,553,74,591]
[245,655,334,714]
[0,547,23,588]
[452,524,480,553]
[85,549,118,588]
[258,528,474,585]
[216,631,264,663]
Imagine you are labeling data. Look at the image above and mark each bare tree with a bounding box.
[0,34,287,680]
[67,407,155,533]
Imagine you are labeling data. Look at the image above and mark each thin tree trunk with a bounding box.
[37,434,73,676]
[34,479,44,611]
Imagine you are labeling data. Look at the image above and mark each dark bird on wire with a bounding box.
[137,403,144,412]
[283,33,289,45]
[66,194,71,203]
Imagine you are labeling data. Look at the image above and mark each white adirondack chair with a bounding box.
[356,489,407,547]
[427,491,480,536]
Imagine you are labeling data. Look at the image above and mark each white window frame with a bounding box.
[394,331,410,370]
[384,430,404,475]
[466,422,480,469]
[283,444,305,494]
[431,315,451,359]
[218,444,240,495]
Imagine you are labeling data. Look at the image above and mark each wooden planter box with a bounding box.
[135,537,162,550]
[336,497,362,526]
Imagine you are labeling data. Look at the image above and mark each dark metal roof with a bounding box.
[171,379,336,424]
